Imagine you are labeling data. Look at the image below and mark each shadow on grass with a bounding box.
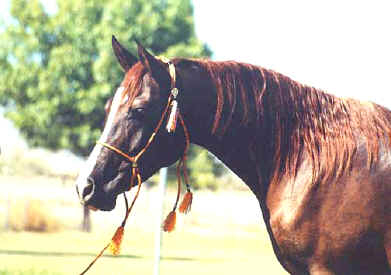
[0,249,195,261]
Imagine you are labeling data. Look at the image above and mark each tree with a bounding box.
[187,146,225,190]
[0,0,211,156]
[0,0,226,196]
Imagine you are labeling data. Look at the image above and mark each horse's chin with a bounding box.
[88,197,116,212]
[100,202,116,212]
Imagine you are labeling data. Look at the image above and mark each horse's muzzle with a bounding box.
[75,177,116,211]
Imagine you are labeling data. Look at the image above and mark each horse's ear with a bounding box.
[136,40,171,90]
[112,35,138,72]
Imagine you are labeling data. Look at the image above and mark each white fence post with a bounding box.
[153,167,167,275]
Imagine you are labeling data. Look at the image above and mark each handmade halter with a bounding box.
[80,57,192,275]
[97,57,185,190]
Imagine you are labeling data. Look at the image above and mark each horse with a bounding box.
[75,36,391,274]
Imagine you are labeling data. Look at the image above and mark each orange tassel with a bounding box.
[163,211,176,232]
[179,191,193,214]
[108,226,124,255]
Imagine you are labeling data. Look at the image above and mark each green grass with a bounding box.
[0,175,287,274]
[0,269,62,275]
[0,229,287,275]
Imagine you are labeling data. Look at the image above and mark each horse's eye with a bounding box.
[128,108,145,120]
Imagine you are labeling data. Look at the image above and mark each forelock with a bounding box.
[121,62,148,107]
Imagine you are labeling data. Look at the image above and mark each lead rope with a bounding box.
[80,57,192,275]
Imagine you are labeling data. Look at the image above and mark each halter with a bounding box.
[97,56,182,178]
[96,55,191,203]
[80,57,192,275]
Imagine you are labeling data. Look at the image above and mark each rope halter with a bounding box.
[80,56,192,275]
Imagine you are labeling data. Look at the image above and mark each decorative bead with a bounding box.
[171,87,179,98]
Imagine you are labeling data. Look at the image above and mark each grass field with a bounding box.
[0,228,287,275]
[0,175,288,275]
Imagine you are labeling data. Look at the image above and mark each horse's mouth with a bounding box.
[87,205,98,211]
[87,168,133,211]
[78,165,152,212]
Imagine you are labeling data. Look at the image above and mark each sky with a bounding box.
[1,0,391,148]
[192,0,391,103]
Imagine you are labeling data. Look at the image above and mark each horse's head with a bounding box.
[75,36,187,211]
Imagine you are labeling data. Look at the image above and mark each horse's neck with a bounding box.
[188,120,262,196]
[178,60,272,197]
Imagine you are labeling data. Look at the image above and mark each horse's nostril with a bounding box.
[87,176,95,186]
[82,177,95,201]
[82,184,94,198]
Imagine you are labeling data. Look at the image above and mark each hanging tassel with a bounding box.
[162,158,182,232]
[163,211,176,232]
[179,190,193,214]
[166,100,179,133]
[108,226,124,256]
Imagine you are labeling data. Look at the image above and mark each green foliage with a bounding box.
[0,0,226,189]
[0,0,211,156]
[163,145,225,190]
[187,146,223,190]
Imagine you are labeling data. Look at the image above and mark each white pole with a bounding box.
[153,167,167,275]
